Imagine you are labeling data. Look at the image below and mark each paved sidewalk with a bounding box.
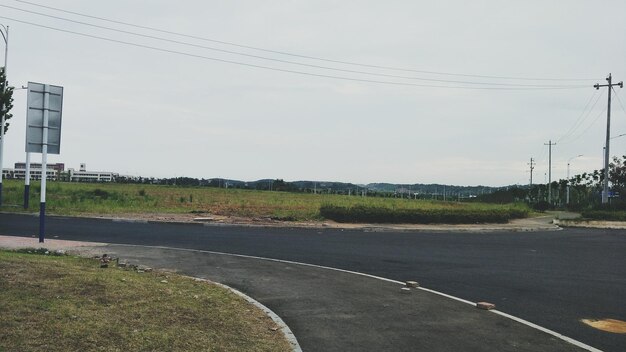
[0,235,595,352]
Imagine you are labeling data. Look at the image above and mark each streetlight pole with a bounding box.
[0,24,8,207]
[566,154,583,205]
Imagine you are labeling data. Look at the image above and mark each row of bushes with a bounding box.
[320,205,529,224]
[581,210,626,221]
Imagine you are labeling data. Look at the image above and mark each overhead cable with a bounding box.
[0,4,589,88]
[0,15,593,91]
[9,0,600,82]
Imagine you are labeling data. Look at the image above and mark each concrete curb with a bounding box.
[108,243,601,352]
[208,280,302,352]
[0,211,564,233]
[0,236,602,352]
[556,219,626,230]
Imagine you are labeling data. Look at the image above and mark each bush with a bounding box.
[581,210,626,221]
[532,201,552,212]
[319,204,528,224]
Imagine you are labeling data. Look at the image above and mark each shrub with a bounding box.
[319,204,528,224]
[581,210,626,221]
[532,201,551,212]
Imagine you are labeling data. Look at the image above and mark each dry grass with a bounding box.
[1,180,526,222]
[0,250,291,352]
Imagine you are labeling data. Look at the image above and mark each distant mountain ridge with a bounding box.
[118,175,503,196]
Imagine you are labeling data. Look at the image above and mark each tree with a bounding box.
[0,66,14,136]
[609,156,626,199]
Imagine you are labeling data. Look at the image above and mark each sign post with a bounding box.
[26,82,63,243]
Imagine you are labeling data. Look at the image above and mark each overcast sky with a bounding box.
[1,0,625,186]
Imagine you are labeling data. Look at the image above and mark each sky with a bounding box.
[1,0,625,186]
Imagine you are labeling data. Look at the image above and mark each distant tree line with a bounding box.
[477,156,626,211]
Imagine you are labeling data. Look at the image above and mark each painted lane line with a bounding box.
[109,243,602,352]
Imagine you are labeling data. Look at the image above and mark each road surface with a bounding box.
[1,213,624,351]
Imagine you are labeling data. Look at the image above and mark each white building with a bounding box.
[2,165,59,180]
[68,163,118,182]
[2,162,118,182]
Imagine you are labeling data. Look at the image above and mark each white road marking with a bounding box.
[110,243,602,352]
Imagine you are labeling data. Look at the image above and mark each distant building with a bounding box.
[67,163,118,182]
[2,162,118,182]
[2,162,64,180]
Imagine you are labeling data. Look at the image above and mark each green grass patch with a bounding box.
[581,210,626,221]
[0,179,528,223]
[320,204,529,224]
[0,250,290,352]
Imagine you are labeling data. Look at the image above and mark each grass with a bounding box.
[580,210,626,221]
[0,250,291,352]
[320,204,528,224]
[0,179,528,223]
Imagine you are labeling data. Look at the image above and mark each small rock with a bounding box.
[121,278,126,282]
[193,295,199,299]
[405,281,419,288]
[269,327,279,332]
[137,270,144,273]
[400,287,411,294]
[160,280,168,284]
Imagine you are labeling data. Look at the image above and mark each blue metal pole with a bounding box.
[38,202,45,243]
[24,184,30,209]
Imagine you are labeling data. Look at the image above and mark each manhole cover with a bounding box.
[581,319,626,334]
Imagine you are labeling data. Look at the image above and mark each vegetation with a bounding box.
[320,204,528,224]
[0,250,290,352]
[581,210,626,221]
[0,179,526,223]
[0,66,14,135]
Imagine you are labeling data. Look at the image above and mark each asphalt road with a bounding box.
[1,213,625,352]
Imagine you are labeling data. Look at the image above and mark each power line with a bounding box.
[557,90,604,143]
[0,15,592,91]
[0,4,587,88]
[613,87,626,117]
[9,0,600,82]
[561,107,607,144]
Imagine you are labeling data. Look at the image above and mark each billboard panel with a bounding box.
[25,82,63,154]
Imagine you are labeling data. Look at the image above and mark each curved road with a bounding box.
[1,213,625,352]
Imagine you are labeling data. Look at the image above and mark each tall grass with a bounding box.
[0,180,528,223]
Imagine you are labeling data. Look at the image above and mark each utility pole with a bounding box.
[594,73,623,204]
[544,140,556,203]
[528,157,535,186]
[0,24,8,207]
[567,154,583,205]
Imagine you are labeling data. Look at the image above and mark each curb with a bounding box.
[0,211,565,233]
[0,239,302,352]
[210,280,302,352]
[0,237,602,352]
[109,243,600,352]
